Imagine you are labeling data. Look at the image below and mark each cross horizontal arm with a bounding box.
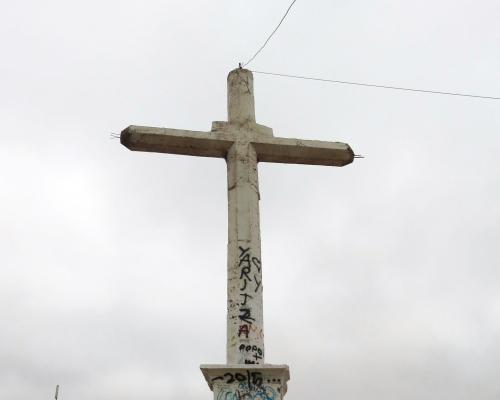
[252,137,354,167]
[121,125,234,158]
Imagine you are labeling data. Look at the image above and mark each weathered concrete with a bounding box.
[227,68,256,125]
[121,124,353,166]
[201,364,290,400]
[120,67,354,398]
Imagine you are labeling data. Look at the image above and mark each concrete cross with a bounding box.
[120,68,354,399]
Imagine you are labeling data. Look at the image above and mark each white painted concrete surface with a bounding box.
[120,68,354,398]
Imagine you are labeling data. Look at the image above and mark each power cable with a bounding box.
[251,70,500,100]
[242,0,297,68]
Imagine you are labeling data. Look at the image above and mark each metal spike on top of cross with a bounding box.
[120,68,354,399]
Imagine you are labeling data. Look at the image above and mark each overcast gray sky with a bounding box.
[1,1,500,399]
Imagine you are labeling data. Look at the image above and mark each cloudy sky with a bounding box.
[1,1,500,399]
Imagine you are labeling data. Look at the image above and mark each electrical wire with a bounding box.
[242,0,297,68]
[251,70,500,100]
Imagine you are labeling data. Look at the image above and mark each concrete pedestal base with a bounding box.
[200,364,290,400]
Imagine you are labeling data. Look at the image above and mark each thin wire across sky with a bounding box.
[241,1,499,101]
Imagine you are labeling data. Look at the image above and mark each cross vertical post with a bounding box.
[226,70,265,365]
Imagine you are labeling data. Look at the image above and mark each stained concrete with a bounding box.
[120,68,354,398]
[201,364,290,400]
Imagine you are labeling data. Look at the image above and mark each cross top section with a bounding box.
[211,68,274,141]
[228,68,256,125]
